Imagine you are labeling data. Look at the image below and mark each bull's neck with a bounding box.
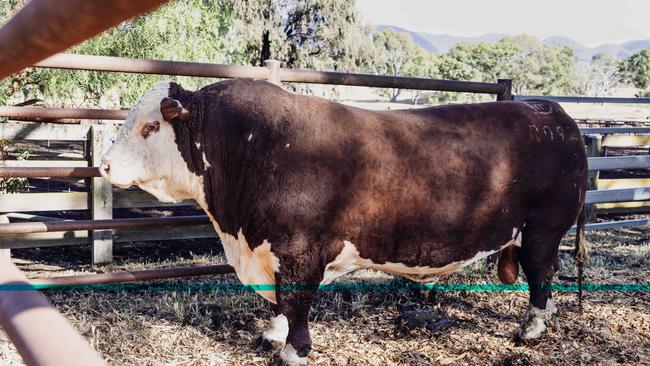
[173,102,270,237]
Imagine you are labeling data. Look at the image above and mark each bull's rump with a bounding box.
[282,99,586,268]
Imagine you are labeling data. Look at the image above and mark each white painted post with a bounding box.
[585,134,602,222]
[264,59,281,85]
[89,124,113,265]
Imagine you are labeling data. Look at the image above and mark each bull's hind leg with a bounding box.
[517,215,566,340]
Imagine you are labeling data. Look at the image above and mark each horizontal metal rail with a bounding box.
[280,68,503,93]
[0,121,121,141]
[35,53,504,94]
[0,106,127,120]
[0,167,99,178]
[581,127,650,135]
[587,155,650,171]
[0,216,210,235]
[515,95,650,104]
[585,187,650,205]
[569,218,650,232]
[36,53,270,79]
[30,264,234,286]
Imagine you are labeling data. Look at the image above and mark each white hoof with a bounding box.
[279,344,309,366]
[519,298,556,339]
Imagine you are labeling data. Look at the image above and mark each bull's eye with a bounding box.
[140,121,160,139]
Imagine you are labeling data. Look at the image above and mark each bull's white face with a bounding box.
[100,81,201,203]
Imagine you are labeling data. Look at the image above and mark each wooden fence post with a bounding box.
[264,59,281,85]
[585,134,602,222]
[0,215,9,260]
[89,124,113,265]
[496,79,513,101]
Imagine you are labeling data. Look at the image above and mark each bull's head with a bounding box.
[100,81,201,203]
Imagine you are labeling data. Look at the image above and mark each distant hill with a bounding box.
[377,25,650,61]
[375,25,440,53]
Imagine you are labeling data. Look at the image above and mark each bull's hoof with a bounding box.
[515,316,547,342]
[270,345,309,366]
[514,299,557,341]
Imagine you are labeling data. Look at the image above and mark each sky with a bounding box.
[355,0,650,47]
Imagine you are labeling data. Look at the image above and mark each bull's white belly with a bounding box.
[322,229,522,285]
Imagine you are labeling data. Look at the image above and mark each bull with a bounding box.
[100,79,587,365]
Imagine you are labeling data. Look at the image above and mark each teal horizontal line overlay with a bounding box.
[1,283,649,292]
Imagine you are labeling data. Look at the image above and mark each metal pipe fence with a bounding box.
[0,216,210,235]
[514,95,650,104]
[33,53,507,96]
[30,264,234,286]
[0,106,127,121]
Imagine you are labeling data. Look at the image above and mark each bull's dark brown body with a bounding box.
[165,79,587,360]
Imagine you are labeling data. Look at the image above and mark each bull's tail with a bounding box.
[574,208,587,311]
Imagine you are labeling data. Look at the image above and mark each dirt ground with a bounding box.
[1,226,648,366]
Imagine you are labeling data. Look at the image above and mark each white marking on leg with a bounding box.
[521,298,557,339]
[247,133,253,142]
[194,141,201,149]
[262,314,288,344]
[280,343,308,366]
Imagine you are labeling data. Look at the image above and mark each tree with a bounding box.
[437,35,577,97]
[372,29,437,102]
[226,0,374,71]
[620,49,650,96]
[573,53,621,96]
[590,53,620,96]
[1,0,234,108]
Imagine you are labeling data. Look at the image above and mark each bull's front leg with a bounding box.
[274,280,317,366]
[271,236,322,366]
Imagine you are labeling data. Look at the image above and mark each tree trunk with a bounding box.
[260,30,271,67]
[390,88,400,102]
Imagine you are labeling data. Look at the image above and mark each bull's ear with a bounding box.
[168,82,184,98]
[160,97,189,122]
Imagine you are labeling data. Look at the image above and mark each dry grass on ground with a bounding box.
[1,228,649,366]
